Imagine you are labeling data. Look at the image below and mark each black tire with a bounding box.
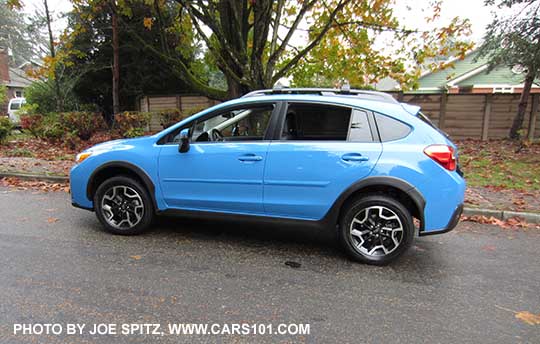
[93,176,154,235]
[338,195,414,265]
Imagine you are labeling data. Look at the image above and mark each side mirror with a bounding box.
[178,128,190,153]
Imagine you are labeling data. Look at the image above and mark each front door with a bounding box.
[158,103,277,215]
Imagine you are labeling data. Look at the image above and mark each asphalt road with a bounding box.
[0,187,539,344]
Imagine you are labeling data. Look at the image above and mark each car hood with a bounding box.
[85,136,152,153]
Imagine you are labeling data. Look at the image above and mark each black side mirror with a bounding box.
[178,128,190,153]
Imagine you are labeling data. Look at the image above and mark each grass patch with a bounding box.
[458,140,540,191]
[5,147,35,158]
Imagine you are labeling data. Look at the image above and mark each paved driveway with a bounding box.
[0,188,539,343]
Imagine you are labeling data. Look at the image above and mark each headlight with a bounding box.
[75,152,92,163]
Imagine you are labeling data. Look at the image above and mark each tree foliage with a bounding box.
[477,0,540,139]
[169,0,473,97]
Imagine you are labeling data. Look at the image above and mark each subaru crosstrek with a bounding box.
[70,88,465,265]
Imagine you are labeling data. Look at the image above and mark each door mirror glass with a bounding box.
[178,128,190,153]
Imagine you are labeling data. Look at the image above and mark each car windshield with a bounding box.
[10,102,21,110]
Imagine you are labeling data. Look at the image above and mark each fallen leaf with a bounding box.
[515,311,540,325]
[130,255,142,260]
[481,245,496,251]
[47,217,59,223]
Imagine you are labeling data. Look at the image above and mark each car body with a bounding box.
[7,97,25,124]
[70,88,465,264]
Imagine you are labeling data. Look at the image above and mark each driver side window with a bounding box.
[192,104,274,142]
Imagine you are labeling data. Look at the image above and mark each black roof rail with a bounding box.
[242,86,398,104]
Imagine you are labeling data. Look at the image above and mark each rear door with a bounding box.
[263,102,382,220]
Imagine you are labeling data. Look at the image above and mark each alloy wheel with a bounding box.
[100,185,144,230]
[349,206,404,256]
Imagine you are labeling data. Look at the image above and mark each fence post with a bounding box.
[527,93,539,140]
[481,94,493,141]
[439,93,447,130]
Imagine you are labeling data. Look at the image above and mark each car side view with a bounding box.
[70,87,465,265]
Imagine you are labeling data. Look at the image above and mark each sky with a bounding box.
[22,0,494,46]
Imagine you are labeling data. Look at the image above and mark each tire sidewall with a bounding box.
[339,195,414,265]
[93,176,154,235]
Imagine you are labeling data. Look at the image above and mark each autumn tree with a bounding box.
[62,1,205,113]
[151,0,472,99]
[477,0,540,139]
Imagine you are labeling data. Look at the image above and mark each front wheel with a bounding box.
[338,195,414,265]
[94,176,154,235]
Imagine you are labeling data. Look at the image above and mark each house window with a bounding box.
[15,91,23,98]
[493,87,513,94]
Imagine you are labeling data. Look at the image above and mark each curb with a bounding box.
[1,172,539,224]
[0,171,69,183]
[463,207,540,224]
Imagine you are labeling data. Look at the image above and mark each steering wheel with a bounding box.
[210,128,224,141]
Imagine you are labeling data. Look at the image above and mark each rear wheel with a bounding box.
[338,195,414,265]
[94,176,154,235]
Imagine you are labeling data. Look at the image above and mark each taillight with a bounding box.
[424,144,456,171]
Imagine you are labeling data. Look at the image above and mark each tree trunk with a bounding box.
[225,75,248,99]
[111,5,120,116]
[510,72,535,139]
[43,0,62,112]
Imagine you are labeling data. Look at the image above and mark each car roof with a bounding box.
[219,94,420,120]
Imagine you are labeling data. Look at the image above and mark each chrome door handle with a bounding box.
[238,154,263,162]
[342,153,369,162]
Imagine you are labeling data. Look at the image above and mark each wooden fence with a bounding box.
[395,93,540,140]
[138,95,220,132]
[139,93,540,140]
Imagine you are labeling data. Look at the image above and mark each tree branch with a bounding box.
[272,0,352,82]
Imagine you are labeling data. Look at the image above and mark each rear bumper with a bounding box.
[419,203,463,236]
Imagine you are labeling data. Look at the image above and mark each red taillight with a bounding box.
[424,144,456,171]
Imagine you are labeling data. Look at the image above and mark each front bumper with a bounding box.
[419,203,463,237]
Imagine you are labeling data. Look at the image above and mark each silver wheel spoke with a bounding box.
[349,205,404,257]
[101,185,144,230]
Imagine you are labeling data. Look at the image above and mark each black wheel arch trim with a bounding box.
[86,161,158,211]
[321,176,426,231]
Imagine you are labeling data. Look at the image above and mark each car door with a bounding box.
[263,102,382,220]
[158,102,279,215]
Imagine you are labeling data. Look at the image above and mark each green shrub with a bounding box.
[114,111,151,138]
[25,80,79,113]
[0,117,13,144]
[158,107,206,129]
[158,109,183,129]
[40,114,64,142]
[60,112,105,141]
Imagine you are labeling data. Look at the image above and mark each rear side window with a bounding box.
[282,103,351,140]
[374,113,411,141]
[347,109,373,142]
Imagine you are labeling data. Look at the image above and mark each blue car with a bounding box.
[70,88,465,265]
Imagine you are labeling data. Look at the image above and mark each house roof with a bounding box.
[416,50,489,90]
[5,67,33,88]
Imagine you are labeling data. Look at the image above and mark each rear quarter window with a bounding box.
[374,113,411,141]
